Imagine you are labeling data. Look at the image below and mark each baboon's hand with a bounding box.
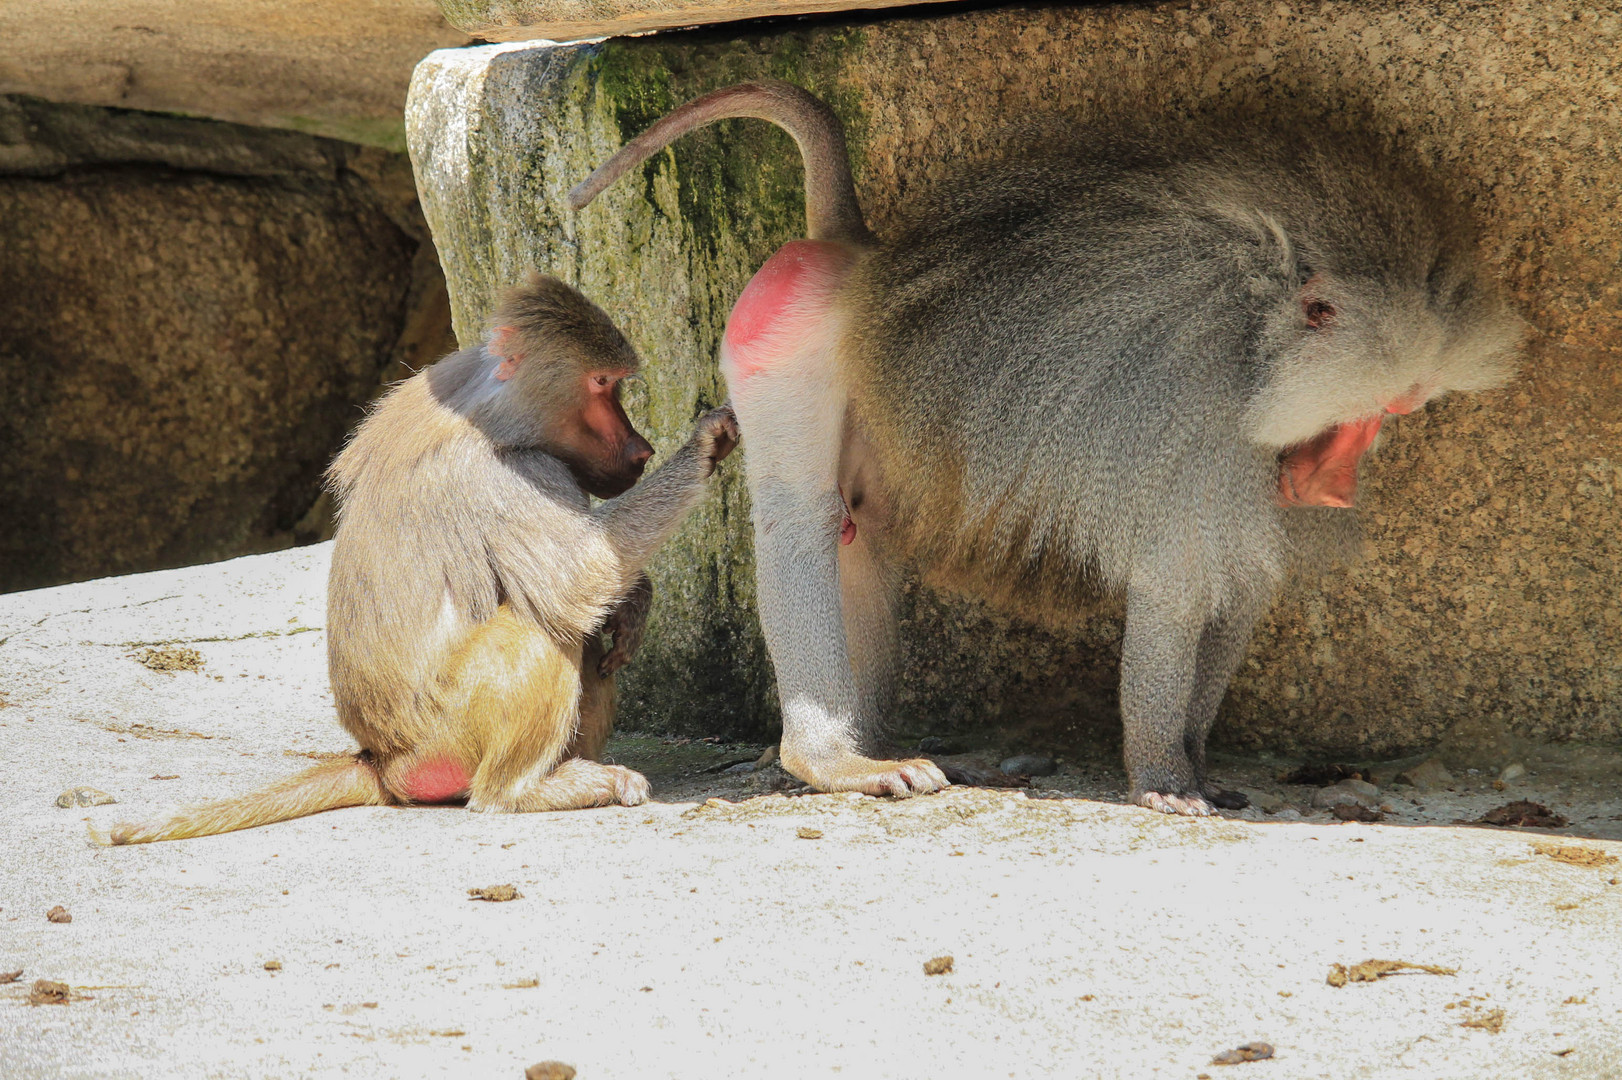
[692,405,740,472]
[598,576,653,677]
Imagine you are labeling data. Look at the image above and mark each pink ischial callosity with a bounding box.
[395,756,471,803]
[1276,414,1385,508]
[722,239,855,382]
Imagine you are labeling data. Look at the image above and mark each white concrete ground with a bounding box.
[2,547,1619,1079]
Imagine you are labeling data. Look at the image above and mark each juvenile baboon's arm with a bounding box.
[486,407,736,639]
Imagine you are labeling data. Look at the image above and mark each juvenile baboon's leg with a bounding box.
[449,608,646,813]
[1120,570,1209,816]
[1183,597,1268,809]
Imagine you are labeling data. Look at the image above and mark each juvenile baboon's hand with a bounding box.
[597,575,653,677]
[692,405,740,472]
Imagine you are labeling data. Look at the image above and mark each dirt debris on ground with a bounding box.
[1461,1007,1507,1033]
[1326,960,1457,987]
[0,971,22,984]
[26,980,75,1006]
[45,905,72,923]
[131,646,204,673]
[1211,1041,1274,1065]
[923,956,954,976]
[468,885,522,902]
[1478,801,1569,828]
[1531,842,1617,868]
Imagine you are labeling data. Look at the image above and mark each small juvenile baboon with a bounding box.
[95,274,738,844]
[570,81,1524,814]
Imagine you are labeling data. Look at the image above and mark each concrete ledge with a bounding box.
[0,1,469,150]
[437,0,963,43]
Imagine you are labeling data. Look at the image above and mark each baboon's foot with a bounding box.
[607,764,651,806]
[472,759,650,812]
[783,749,950,798]
[1135,789,1217,817]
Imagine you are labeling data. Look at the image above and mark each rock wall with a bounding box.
[408,0,1621,756]
[0,96,455,594]
[0,0,467,150]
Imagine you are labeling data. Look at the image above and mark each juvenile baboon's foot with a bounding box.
[472,759,650,812]
[607,764,652,806]
[782,748,949,798]
[1134,789,1217,817]
[1200,783,1250,810]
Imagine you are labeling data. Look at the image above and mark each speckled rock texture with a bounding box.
[0,0,467,151]
[0,97,454,593]
[408,0,1620,755]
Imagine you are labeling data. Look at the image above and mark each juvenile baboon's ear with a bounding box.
[490,326,523,381]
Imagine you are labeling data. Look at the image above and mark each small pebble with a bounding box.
[1397,758,1454,792]
[525,1063,577,1080]
[1499,762,1527,784]
[1310,782,1378,810]
[1211,1041,1274,1065]
[46,906,71,924]
[923,955,954,976]
[55,787,115,809]
[263,960,282,971]
[28,979,72,1005]
[796,827,823,840]
[725,762,756,774]
[998,754,1058,777]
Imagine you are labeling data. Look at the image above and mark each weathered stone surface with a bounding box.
[0,98,455,593]
[437,0,961,43]
[408,0,1621,754]
[0,0,467,151]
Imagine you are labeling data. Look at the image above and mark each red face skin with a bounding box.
[563,370,654,499]
[1275,385,1429,508]
[491,332,653,499]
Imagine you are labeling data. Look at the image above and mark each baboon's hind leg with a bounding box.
[456,611,646,813]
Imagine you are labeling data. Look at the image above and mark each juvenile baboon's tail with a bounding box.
[90,754,393,846]
[567,79,874,247]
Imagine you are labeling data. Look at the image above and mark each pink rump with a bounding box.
[722,240,854,381]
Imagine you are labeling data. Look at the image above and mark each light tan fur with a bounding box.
[96,275,736,844]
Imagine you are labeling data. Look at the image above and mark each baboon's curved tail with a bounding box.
[91,754,393,845]
[567,79,874,247]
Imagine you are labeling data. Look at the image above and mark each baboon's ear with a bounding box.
[491,326,523,381]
